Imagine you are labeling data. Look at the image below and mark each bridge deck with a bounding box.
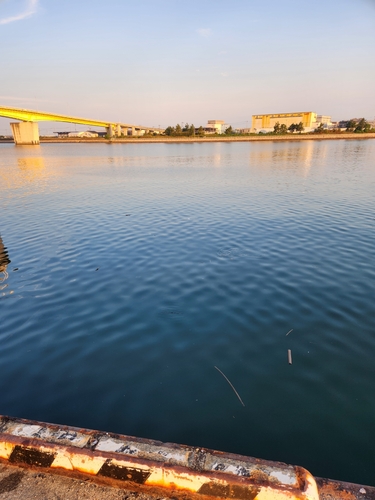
[0,105,163,132]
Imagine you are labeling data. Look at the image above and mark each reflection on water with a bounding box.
[0,234,11,287]
[18,156,45,171]
[0,148,51,196]
[1,140,375,486]
[248,140,317,176]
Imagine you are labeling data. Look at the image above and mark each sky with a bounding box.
[0,0,374,134]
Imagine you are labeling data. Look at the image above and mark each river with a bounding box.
[0,139,374,485]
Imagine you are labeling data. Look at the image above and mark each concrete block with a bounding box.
[10,122,39,145]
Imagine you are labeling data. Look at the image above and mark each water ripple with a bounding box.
[1,140,375,485]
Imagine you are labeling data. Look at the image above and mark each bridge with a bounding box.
[0,105,164,145]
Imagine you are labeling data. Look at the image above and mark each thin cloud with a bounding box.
[0,0,39,25]
[197,28,212,38]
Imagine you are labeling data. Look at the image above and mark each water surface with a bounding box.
[1,139,375,485]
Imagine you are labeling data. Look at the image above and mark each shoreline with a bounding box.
[1,132,375,145]
[40,132,375,143]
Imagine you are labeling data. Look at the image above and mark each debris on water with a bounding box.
[95,268,99,271]
[214,366,245,407]
[288,350,292,365]
[286,329,293,336]
[125,214,131,216]
[13,268,18,271]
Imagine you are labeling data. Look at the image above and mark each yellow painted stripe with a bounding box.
[146,468,208,492]
[0,442,14,460]
[0,433,319,500]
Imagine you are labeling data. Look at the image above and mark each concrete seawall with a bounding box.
[0,415,374,499]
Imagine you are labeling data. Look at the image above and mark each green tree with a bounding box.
[189,124,195,136]
[288,123,297,133]
[296,122,304,133]
[273,122,280,134]
[346,119,357,132]
[197,126,205,137]
[225,125,233,135]
[164,126,175,136]
[183,123,190,133]
[315,123,324,134]
[279,124,288,134]
[175,124,182,136]
[355,118,371,133]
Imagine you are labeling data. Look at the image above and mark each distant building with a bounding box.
[316,115,332,125]
[251,112,332,133]
[316,115,333,129]
[68,131,98,138]
[206,120,226,134]
[54,131,99,138]
[54,131,70,137]
[252,112,317,133]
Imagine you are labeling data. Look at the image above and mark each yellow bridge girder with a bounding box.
[0,105,163,132]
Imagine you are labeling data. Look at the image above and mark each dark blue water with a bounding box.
[1,140,375,485]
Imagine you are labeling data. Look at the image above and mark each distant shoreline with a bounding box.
[40,133,375,143]
[1,133,375,145]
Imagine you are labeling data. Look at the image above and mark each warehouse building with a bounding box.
[251,112,331,133]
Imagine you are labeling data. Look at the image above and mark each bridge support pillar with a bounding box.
[116,124,121,137]
[106,125,113,138]
[131,127,137,136]
[10,122,39,145]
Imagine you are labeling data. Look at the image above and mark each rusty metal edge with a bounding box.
[0,415,372,500]
[315,477,375,500]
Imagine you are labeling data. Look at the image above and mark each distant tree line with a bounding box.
[163,118,374,137]
[314,118,373,134]
[164,123,204,136]
[164,123,239,136]
[345,118,372,133]
[272,122,304,134]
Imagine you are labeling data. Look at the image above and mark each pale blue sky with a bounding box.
[0,0,374,133]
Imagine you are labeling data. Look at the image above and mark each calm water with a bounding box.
[1,140,375,485]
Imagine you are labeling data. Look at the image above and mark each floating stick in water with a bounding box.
[286,329,293,336]
[214,366,245,407]
[288,349,292,365]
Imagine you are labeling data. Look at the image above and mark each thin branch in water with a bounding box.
[214,366,245,407]
[286,329,293,336]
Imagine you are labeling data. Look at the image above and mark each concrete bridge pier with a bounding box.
[10,122,40,145]
[106,125,113,138]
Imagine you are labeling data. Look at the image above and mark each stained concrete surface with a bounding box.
[0,463,164,500]
[2,462,375,500]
